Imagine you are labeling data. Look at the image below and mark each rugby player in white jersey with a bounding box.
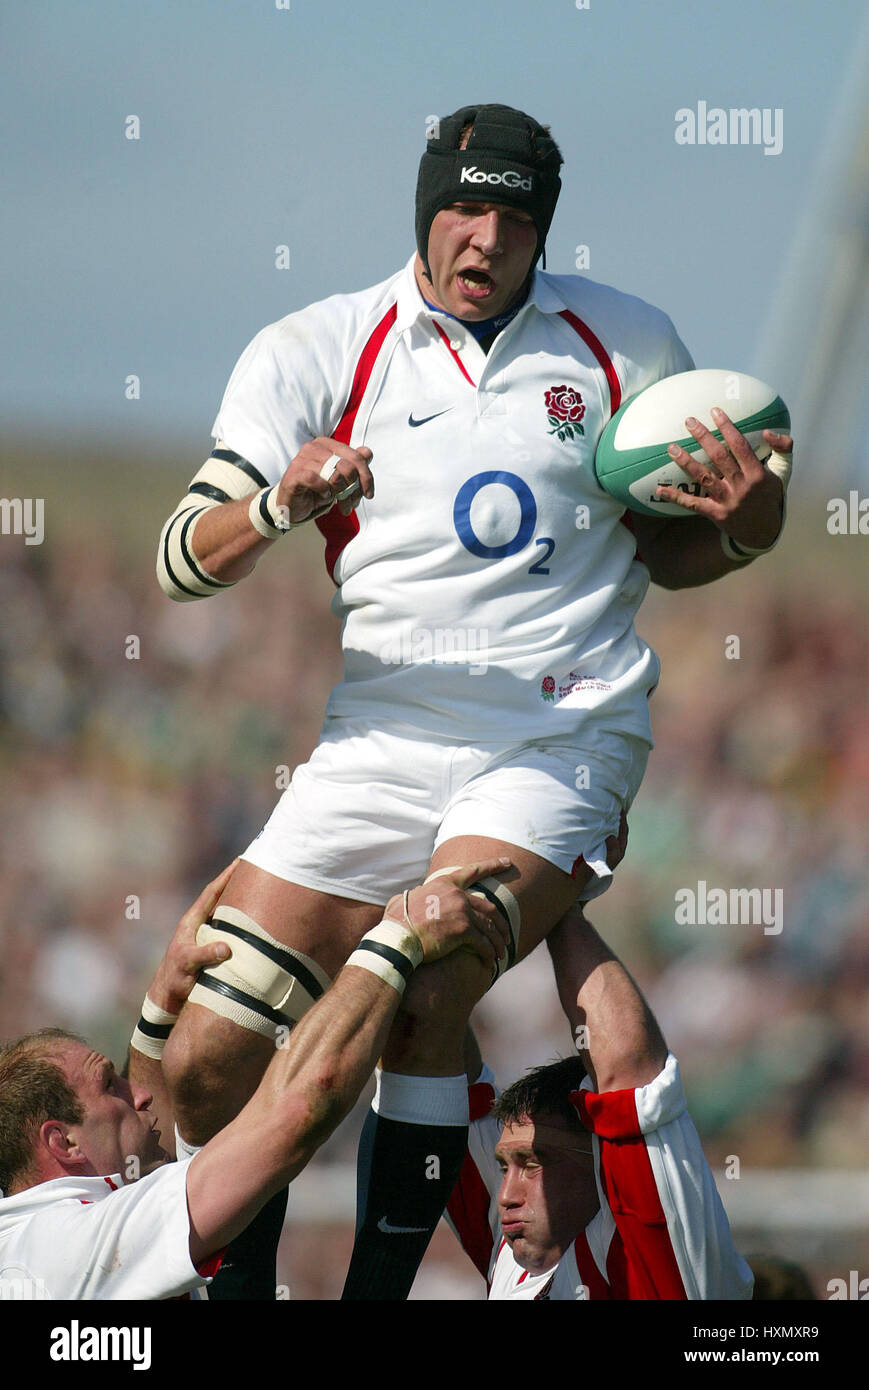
[0,861,507,1299]
[448,906,753,1300]
[156,104,792,1298]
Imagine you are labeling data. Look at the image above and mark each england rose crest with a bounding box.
[545,385,585,442]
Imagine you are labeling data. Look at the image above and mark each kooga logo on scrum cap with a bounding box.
[459,166,533,191]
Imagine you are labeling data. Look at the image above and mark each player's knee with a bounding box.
[384,952,490,1072]
[164,906,334,1140]
[162,1005,252,1103]
[163,1005,274,1143]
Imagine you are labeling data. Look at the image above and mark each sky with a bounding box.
[1,0,867,463]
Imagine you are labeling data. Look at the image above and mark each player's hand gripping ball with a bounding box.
[594,369,790,517]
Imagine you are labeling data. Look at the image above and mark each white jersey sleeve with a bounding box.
[571,1052,753,1300]
[211,273,402,484]
[0,1160,213,1300]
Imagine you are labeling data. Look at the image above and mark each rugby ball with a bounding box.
[594,369,790,517]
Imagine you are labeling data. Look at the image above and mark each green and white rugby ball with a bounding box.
[594,369,790,516]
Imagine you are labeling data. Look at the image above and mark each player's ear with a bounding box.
[41,1119,84,1165]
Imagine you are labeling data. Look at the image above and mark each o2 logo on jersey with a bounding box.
[453,471,554,574]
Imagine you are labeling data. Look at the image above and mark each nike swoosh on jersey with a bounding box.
[407,409,451,427]
[376,1216,430,1235]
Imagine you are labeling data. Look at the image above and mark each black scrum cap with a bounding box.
[415,104,563,274]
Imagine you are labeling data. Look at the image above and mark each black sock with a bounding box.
[341,1112,468,1300]
[207,1186,288,1300]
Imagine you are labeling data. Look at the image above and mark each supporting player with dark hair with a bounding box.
[448,906,753,1300]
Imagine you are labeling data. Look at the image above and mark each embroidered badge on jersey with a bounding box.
[545,385,586,442]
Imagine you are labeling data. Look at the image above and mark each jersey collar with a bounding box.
[0,1173,124,1212]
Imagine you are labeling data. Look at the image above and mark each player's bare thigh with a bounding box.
[164,861,383,1142]
[382,835,589,1076]
[213,859,385,977]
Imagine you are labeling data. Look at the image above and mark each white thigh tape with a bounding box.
[188,907,332,1039]
[424,866,520,980]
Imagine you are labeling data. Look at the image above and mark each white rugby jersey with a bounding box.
[213,256,693,742]
[447,1055,753,1301]
[0,1160,219,1300]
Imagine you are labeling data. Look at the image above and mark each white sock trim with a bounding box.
[372,1069,469,1126]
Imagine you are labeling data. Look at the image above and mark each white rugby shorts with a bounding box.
[242,717,649,905]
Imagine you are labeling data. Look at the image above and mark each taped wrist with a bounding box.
[249,485,293,538]
[131,996,178,1061]
[346,921,424,996]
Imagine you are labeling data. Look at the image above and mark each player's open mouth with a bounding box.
[457,268,495,299]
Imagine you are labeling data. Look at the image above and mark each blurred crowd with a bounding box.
[1,498,867,1294]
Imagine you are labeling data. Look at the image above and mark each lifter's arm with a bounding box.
[184,859,510,1264]
[546,907,667,1093]
[549,911,754,1299]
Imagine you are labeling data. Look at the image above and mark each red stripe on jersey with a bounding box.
[573,1228,613,1300]
[315,303,398,581]
[573,1086,687,1300]
[433,321,477,386]
[468,1080,496,1122]
[445,1081,497,1281]
[196,1249,226,1280]
[447,1147,496,1282]
[558,309,622,416]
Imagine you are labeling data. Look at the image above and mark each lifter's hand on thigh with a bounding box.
[147,862,238,1017]
[384,858,512,972]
